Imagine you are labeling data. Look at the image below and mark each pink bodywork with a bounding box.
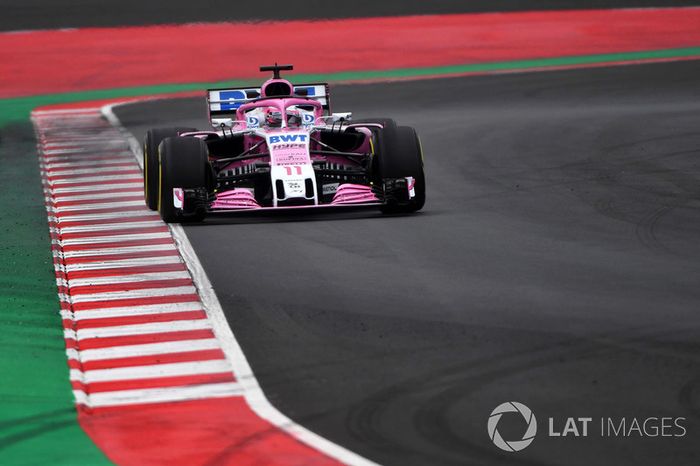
[236,96,324,124]
[330,184,378,205]
[211,189,260,209]
[211,185,378,210]
[197,79,380,211]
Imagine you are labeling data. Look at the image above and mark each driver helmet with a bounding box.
[264,108,283,128]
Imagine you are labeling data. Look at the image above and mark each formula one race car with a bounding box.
[143,64,425,222]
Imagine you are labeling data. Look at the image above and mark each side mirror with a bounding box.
[212,118,234,128]
[331,112,352,122]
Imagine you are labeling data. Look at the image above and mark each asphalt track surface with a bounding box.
[4,0,700,30]
[117,60,700,465]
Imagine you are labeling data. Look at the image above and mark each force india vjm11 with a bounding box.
[143,64,426,222]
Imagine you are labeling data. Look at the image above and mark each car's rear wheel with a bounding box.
[373,124,426,214]
[144,127,196,210]
[157,137,209,223]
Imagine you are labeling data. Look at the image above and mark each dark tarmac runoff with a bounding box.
[4,0,698,30]
[117,61,700,465]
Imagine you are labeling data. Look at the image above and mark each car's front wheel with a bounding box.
[157,137,209,223]
[143,127,196,210]
[373,124,426,214]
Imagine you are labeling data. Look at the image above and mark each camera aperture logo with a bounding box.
[488,402,537,452]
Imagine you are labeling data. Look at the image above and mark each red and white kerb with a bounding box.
[32,104,377,466]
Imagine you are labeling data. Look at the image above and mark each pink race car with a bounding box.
[143,64,425,222]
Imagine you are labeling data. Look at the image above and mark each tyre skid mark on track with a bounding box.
[33,106,378,465]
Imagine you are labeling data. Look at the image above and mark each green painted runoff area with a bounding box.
[0,109,111,464]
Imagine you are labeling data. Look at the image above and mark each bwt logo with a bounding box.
[269,134,308,144]
[487,402,537,452]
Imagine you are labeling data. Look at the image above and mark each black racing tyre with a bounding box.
[375,125,426,214]
[143,127,196,210]
[157,137,209,223]
[352,118,397,183]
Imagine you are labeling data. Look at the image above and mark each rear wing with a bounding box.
[207,83,331,126]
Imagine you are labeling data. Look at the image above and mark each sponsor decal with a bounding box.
[406,176,416,199]
[216,90,246,111]
[247,115,260,128]
[323,183,340,195]
[173,188,184,209]
[302,113,315,126]
[275,153,308,165]
[269,133,309,165]
[272,143,305,150]
[269,134,308,144]
[285,180,305,194]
